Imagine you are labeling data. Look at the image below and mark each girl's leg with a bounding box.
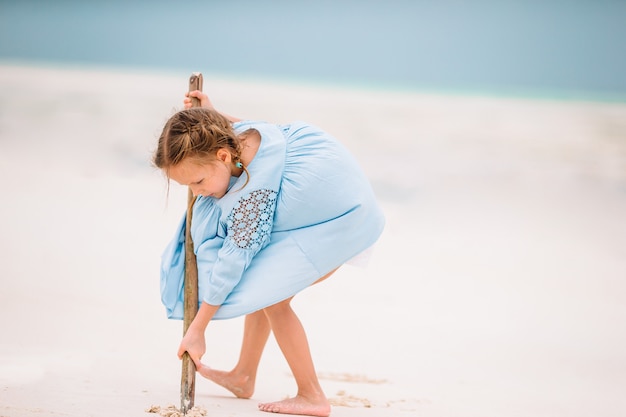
[197,309,271,398]
[199,268,338,409]
[258,298,330,417]
[257,268,338,417]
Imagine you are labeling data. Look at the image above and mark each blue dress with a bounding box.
[160,120,385,320]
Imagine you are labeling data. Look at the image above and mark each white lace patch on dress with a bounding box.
[226,189,278,250]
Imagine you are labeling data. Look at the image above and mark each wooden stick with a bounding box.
[180,72,203,414]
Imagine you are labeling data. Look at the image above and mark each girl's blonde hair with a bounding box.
[154,107,241,169]
[153,107,250,188]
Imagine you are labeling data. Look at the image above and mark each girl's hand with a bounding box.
[184,90,214,110]
[184,91,242,122]
[177,327,206,368]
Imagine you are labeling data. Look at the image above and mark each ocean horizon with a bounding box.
[1,0,625,102]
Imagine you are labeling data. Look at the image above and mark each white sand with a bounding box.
[1,63,625,417]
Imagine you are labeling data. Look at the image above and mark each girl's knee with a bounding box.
[263,297,293,318]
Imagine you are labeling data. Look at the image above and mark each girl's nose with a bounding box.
[189,186,200,197]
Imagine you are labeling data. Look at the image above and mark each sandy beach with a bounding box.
[1,63,625,417]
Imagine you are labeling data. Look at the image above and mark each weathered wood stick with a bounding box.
[180,72,203,414]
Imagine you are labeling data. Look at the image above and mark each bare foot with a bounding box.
[258,395,331,416]
[196,364,255,399]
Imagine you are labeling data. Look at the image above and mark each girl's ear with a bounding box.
[216,148,231,163]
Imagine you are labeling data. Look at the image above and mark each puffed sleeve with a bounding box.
[202,188,278,306]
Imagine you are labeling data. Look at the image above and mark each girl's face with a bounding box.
[167,150,234,198]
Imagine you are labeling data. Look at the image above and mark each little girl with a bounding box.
[155,90,384,416]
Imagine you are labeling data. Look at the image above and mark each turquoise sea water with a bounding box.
[1,0,625,101]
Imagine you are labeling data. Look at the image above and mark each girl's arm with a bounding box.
[177,301,220,367]
[184,90,242,122]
